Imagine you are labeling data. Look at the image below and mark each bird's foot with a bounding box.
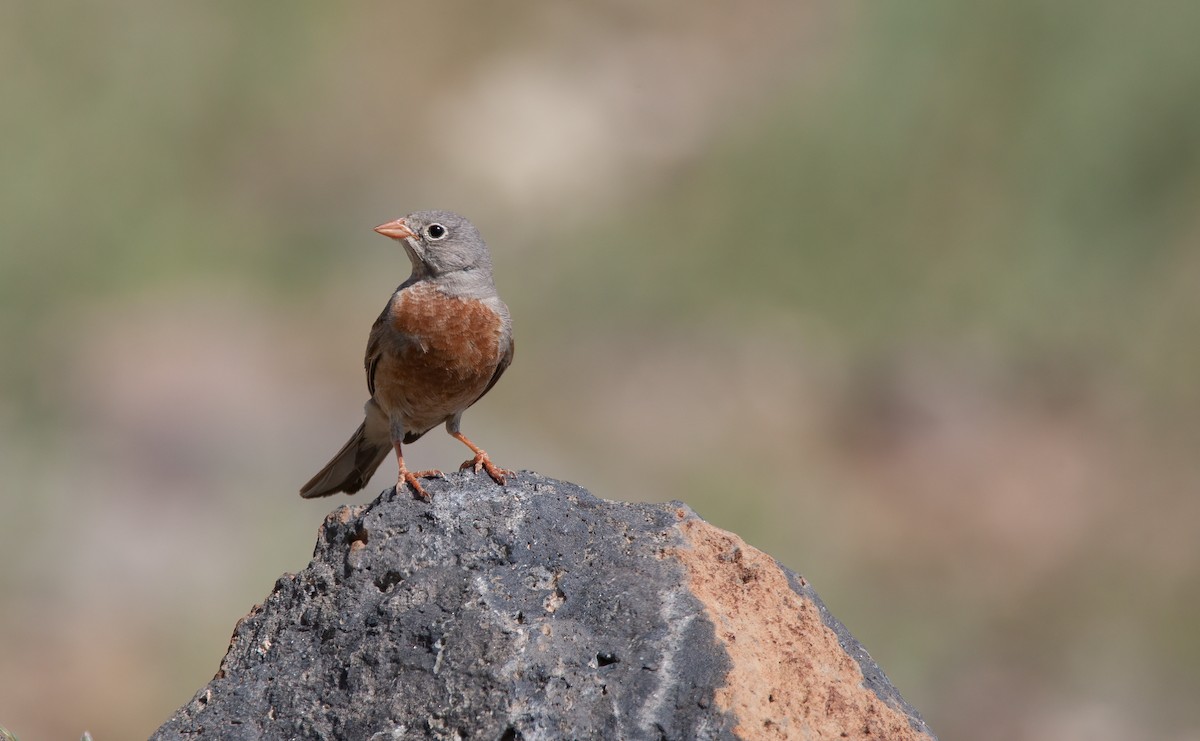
[397,468,444,501]
[459,452,512,486]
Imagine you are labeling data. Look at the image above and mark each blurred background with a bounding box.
[2,1,1198,738]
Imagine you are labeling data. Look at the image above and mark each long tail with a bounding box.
[299,420,390,498]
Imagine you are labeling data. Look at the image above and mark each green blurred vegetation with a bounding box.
[560,1,1200,413]
[2,2,1198,740]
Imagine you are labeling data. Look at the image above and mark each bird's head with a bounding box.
[374,210,496,293]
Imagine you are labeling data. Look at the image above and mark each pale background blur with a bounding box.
[2,2,1199,739]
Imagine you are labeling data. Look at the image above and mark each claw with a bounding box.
[459,452,511,485]
[448,432,510,486]
[398,468,443,501]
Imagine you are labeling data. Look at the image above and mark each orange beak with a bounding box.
[374,218,417,240]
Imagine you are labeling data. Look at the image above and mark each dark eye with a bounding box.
[425,223,447,240]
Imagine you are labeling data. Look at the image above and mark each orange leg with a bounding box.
[393,441,442,500]
[450,431,511,485]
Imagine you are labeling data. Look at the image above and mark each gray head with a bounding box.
[374,210,497,295]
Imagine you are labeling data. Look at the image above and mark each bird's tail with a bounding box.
[299,419,390,498]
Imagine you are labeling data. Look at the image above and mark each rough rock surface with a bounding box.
[153,472,936,740]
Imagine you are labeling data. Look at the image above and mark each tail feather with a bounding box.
[299,421,391,498]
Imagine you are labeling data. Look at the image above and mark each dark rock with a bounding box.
[152,472,936,740]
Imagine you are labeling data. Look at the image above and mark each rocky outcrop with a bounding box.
[152,472,935,740]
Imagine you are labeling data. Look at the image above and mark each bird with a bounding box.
[300,210,514,501]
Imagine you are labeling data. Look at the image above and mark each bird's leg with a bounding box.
[392,441,442,500]
[450,431,511,485]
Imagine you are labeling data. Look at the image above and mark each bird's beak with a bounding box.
[374,218,417,240]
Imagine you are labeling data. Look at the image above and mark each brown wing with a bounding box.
[364,302,392,396]
[470,336,514,409]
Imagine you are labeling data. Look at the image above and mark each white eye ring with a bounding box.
[425,223,448,240]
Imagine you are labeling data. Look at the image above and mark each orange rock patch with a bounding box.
[674,519,931,740]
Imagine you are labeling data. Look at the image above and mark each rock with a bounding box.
[152,472,936,740]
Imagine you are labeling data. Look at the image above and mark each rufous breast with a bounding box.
[371,283,505,435]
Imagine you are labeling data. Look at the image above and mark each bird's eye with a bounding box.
[425,223,447,240]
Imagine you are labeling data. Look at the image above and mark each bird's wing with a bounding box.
[364,301,392,396]
[471,335,514,408]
